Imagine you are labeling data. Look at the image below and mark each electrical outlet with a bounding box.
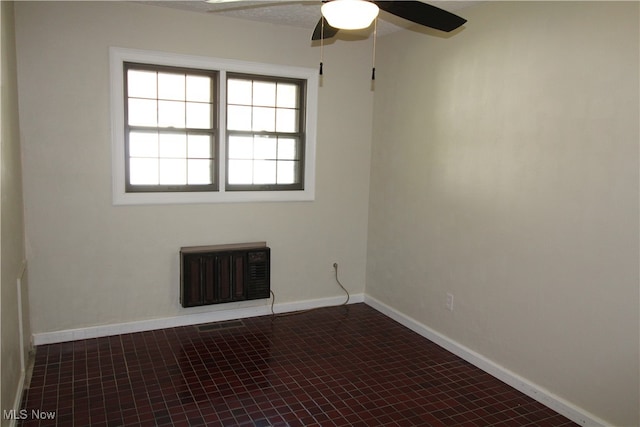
[446,293,454,311]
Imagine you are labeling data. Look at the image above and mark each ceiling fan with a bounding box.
[313,0,466,40]
[205,0,466,80]
[205,0,467,41]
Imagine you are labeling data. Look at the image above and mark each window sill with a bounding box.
[112,188,315,205]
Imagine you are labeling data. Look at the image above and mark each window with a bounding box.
[110,48,318,205]
[124,63,218,192]
[226,74,305,191]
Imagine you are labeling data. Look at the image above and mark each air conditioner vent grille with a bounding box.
[180,243,270,308]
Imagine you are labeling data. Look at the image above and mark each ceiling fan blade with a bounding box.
[373,1,466,32]
[312,18,340,40]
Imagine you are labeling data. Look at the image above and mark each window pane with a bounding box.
[227,105,252,131]
[159,158,187,184]
[276,108,297,132]
[158,100,185,128]
[253,81,276,107]
[128,70,157,99]
[158,73,185,101]
[224,76,304,191]
[188,159,212,184]
[277,138,297,160]
[187,134,211,159]
[276,83,298,108]
[124,63,220,193]
[277,160,297,184]
[186,102,211,129]
[228,136,253,159]
[186,75,211,102]
[252,107,275,132]
[254,160,276,184]
[228,160,253,184]
[130,158,158,185]
[128,99,157,126]
[228,79,252,105]
[159,133,187,159]
[254,136,277,160]
[129,131,158,158]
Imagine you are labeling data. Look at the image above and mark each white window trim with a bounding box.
[109,47,318,205]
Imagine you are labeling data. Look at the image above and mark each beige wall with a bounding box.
[367,2,639,426]
[1,1,30,423]
[15,1,373,334]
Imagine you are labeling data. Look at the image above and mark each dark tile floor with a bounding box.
[19,303,578,426]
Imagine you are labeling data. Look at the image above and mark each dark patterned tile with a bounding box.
[18,304,577,426]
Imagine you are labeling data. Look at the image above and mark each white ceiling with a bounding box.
[139,1,479,38]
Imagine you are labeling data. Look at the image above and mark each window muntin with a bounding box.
[226,74,305,191]
[124,63,217,192]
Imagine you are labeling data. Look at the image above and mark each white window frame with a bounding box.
[110,47,318,205]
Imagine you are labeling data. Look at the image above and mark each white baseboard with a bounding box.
[8,370,26,427]
[32,293,364,346]
[363,295,609,427]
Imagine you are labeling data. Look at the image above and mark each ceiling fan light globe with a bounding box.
[321,0,379,30]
